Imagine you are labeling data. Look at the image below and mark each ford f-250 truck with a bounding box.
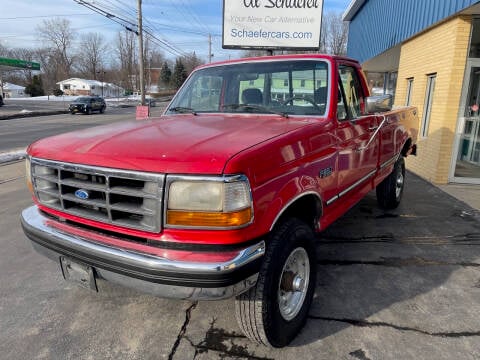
[21,54,418,347]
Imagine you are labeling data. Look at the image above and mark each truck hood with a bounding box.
[28,114,314,174]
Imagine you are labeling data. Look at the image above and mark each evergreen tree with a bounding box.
[25,75,45,97]
[159,61,172,88]
[171,59,188,89]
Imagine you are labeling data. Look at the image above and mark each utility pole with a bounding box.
[137,0,145,105]
[208,34,213,63]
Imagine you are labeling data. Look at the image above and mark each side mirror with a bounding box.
[366,94,393,113]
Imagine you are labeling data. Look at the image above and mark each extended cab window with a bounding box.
[338,65,364,119]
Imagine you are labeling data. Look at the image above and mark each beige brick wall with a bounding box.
[395,16,471,184]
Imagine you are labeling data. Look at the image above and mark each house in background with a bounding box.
[343,0,480,185]
[2,82,26,98]
[57,78,124,98]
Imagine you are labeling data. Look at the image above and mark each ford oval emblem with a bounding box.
[75,189,91,200]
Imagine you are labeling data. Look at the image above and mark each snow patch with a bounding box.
[0,148,26,163]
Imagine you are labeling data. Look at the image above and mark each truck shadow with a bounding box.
[293,171,480,346]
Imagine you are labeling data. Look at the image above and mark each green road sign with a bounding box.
[0,57,40,71]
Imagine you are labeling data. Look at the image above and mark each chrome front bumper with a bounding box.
[21,206,264,300]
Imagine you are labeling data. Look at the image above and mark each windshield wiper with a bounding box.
[222,103,288,118]
[168,106,197,115]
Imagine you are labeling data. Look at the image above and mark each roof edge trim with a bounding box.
[342,0,366,21]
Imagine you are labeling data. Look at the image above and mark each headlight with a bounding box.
[166,175,253,229]
[25,156,33,194]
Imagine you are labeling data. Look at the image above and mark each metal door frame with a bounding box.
[450,58,480,184]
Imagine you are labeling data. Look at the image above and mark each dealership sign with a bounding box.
[223,0,324,50]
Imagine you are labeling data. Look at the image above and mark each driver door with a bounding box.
[335,63,379,198]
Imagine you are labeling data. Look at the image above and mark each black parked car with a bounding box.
[69,96,106,115]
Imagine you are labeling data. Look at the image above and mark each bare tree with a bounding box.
[0,43,9,57]
[76,32,109,79]
[323,12,348,56]
[115,29,137,92]
[239,12,348,57]
[34,47,58,93]
[36,18,76,81]
[143,35,165,91]
[319,18,328,53]
[9,48,40,85]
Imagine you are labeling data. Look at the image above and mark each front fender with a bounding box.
[252,173,323,234]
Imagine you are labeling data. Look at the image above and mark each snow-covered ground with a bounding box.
[8,95,140,103]
[8,95,78,102]
[0,148,26,163]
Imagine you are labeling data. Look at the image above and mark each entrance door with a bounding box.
[452,60,480,183]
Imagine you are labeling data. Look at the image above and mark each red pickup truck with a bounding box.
[21,54,418,347]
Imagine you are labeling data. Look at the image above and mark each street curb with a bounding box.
[0,149,26,164]
[0,110,69,121]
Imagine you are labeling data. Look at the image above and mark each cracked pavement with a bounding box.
[1,160,479,359]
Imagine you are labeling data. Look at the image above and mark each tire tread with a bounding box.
[235,218,316,347]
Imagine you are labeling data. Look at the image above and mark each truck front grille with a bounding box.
[30,158,165,233]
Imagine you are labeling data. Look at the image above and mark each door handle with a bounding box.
[358,115,388,151]
[368,126,378,131]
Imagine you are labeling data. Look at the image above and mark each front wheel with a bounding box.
[235,218,317,347]
[376,156,405,209]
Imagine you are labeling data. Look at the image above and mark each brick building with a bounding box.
[344,0,480,185]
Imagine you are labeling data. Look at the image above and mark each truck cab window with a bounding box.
[337,83,348,121]
[338,65,364,119]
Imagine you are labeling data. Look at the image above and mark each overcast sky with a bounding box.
[1,0,351,62]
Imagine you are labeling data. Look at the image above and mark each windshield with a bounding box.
[75,97,90,102]
[166,60,329,117]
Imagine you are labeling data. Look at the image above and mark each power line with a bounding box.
[99,0,188,57]
[73,0,189,58]
[178,0,212,35]
[143,30,187,57]
[0,14,91,20]
[73,0,139,34]
[145,19,220,37]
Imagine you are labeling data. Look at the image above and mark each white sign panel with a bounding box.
[223,0,324,50]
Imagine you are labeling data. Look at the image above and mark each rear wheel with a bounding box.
[100,106,105,114]
[376,156,405,209]
[235,218,316,347]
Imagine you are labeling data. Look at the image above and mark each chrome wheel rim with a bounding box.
[278,247,310,321]
[396,171,404,199]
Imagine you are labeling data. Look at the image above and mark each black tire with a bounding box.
[100,106,105,114]
[235,218,317,347]
[376,156,405,209]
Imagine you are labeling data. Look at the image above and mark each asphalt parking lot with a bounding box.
[1,159,479,359]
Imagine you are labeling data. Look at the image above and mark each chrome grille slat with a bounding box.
[109,203,155,215]
[33,174,58,183]
[36,188,60,198]
[109,187,157,198]
[30,158,165,233]
[61,178,107,191]
[62,194,107,208]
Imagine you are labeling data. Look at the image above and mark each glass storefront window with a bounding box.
[365,71,397,102]
[454,65,480,179]
[469,19,480,58]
